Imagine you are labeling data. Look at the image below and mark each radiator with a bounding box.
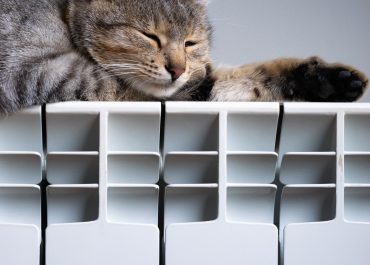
[0,102,369,265]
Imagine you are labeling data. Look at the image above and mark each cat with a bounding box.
[0,0,368,114]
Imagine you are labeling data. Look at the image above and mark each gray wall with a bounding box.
[207,0,370,101]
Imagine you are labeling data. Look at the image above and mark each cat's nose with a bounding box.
[166,66,185,82]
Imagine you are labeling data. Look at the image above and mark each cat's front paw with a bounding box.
[323,64,368,102]
[293,58,368,102]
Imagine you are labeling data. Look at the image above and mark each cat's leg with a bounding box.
[209,57,368,102]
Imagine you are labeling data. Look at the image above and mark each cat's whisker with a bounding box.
[128,77,157,91]
[110,59,143,64]
[105,70,144,78]
[137,71,169,82]
[104,66,144,72]
[123,75,148,90]
[110,71,149,83]
[103,62,142,66]
[92,71,128,83]
[189,68,206,79]
[102,64,143,70]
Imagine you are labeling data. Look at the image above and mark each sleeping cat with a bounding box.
[0,0,368,113]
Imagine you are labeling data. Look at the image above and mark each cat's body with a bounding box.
[0,0,149,113]
[0,0,368,113]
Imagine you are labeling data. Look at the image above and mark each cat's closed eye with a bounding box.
[185,41,198,47]
[141,32,162,48]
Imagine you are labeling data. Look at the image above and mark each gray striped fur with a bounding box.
[0,0,211,113]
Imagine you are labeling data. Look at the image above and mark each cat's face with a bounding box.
[69,0,212,98]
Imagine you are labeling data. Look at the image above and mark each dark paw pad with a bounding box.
[327,67,368,102]
[298,63,369,102]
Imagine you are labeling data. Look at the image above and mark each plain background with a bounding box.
[207,0,370,101]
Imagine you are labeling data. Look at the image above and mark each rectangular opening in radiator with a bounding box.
[344,187,370,222]
[47,153,99,184]
[227,153,277,184]
[227,186,276,223]
[227,113,278,152]
[108,154,160,184]
[280,153,336,184]
[165,186,218,226]
[345,114,370,152]
[0,109,42,152]
[107,186,159,225]
[280,187,336,229]
[0,186,41,228]
[279,114,337,153]
[164,153,218,184]
[344,154,370,184]
[47,186,99,225]
[47,113,100,152]
[164,113,219,152]
[0,153,42,184]
[108,113,160,152]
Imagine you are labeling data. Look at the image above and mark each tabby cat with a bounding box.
[0,0,368,113]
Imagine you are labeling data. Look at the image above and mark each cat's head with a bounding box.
[68,0,212,98]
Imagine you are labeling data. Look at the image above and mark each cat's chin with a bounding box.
[133,79,187,99]
[135,83,182,98]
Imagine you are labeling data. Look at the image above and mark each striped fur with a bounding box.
[0,0,211,113]
[0,0,368,113]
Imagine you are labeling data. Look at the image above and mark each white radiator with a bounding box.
[0,102,369,265]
